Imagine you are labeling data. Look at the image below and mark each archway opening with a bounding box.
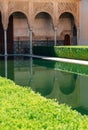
[0,12,4,54]
[7,15,13,54]
[7,12,30,80]
[73,25,77,45]
[8,12,29,55]
[64,34,70,45]
[34,12,54,46]
[57,12,77,46]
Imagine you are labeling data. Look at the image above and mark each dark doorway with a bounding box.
[64,34,70,45]
[0,13,4,54]
[73,25,77,45]
[7,15,14,79]
[7,15,13,54]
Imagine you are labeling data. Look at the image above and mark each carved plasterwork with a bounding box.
[8,1,29,17]
[33,2,54,18]
[58,2,79,27]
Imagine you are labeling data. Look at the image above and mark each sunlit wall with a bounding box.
[80,0,88,45]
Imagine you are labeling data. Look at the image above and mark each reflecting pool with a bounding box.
[0,56,88,115]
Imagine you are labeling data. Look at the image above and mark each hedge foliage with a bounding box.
[55,46,88,60]
[33,46,88,60]
[33,59,88,76]
[0,77,88,130]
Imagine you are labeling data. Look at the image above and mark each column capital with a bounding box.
[54,26,57,46]
[54,26,57,31]
[29,27,33,31]
[3,23,8,30]
[2,14,8,30]
[4,28,7,31]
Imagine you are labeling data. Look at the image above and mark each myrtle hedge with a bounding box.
[0,77,88,130]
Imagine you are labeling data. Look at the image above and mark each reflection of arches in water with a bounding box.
[46,71,79,108]
[46,71,78,99]
[59,74,77,95]
[29,68,54,96]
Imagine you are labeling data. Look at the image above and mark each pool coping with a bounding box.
[32,55,88,66]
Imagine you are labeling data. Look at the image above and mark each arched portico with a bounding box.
[57,12,77,46]
[7,11,32,55]
[33,12,55,46]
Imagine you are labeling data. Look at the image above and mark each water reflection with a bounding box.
[29,64,79,108]
[0,56,88,114]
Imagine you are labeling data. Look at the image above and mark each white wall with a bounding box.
[80,0,88,45]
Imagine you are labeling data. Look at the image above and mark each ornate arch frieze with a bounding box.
[57,2,79,27]
[33,2,54,19]
[8,1,29,18]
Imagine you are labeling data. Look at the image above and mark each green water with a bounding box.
[0,56,88,115]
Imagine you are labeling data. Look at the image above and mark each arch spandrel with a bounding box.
[2,16,8,30]
[59,11,76,24]
[34,11,53,22]
[60,11,79,27]
[8,1,29,20]
[57,2,79,28]
[33,2,54,22]
[32,10,54,30]
[0,1,8,29]
[0,1,30,30]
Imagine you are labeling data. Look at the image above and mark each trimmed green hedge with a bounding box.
[33,46,88,60]
[0,77,88,129]
[55,46,88,60]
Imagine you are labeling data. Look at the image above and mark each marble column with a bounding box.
[29,28,33,56]
[4,29,7,77]
[54,27,57,46]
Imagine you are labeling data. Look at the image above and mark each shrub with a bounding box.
[0,77,88,130]
[55,46,88,60]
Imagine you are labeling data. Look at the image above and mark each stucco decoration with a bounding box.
[58,2,79,27]
[8,1,29,18]
[33,2,54,19]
